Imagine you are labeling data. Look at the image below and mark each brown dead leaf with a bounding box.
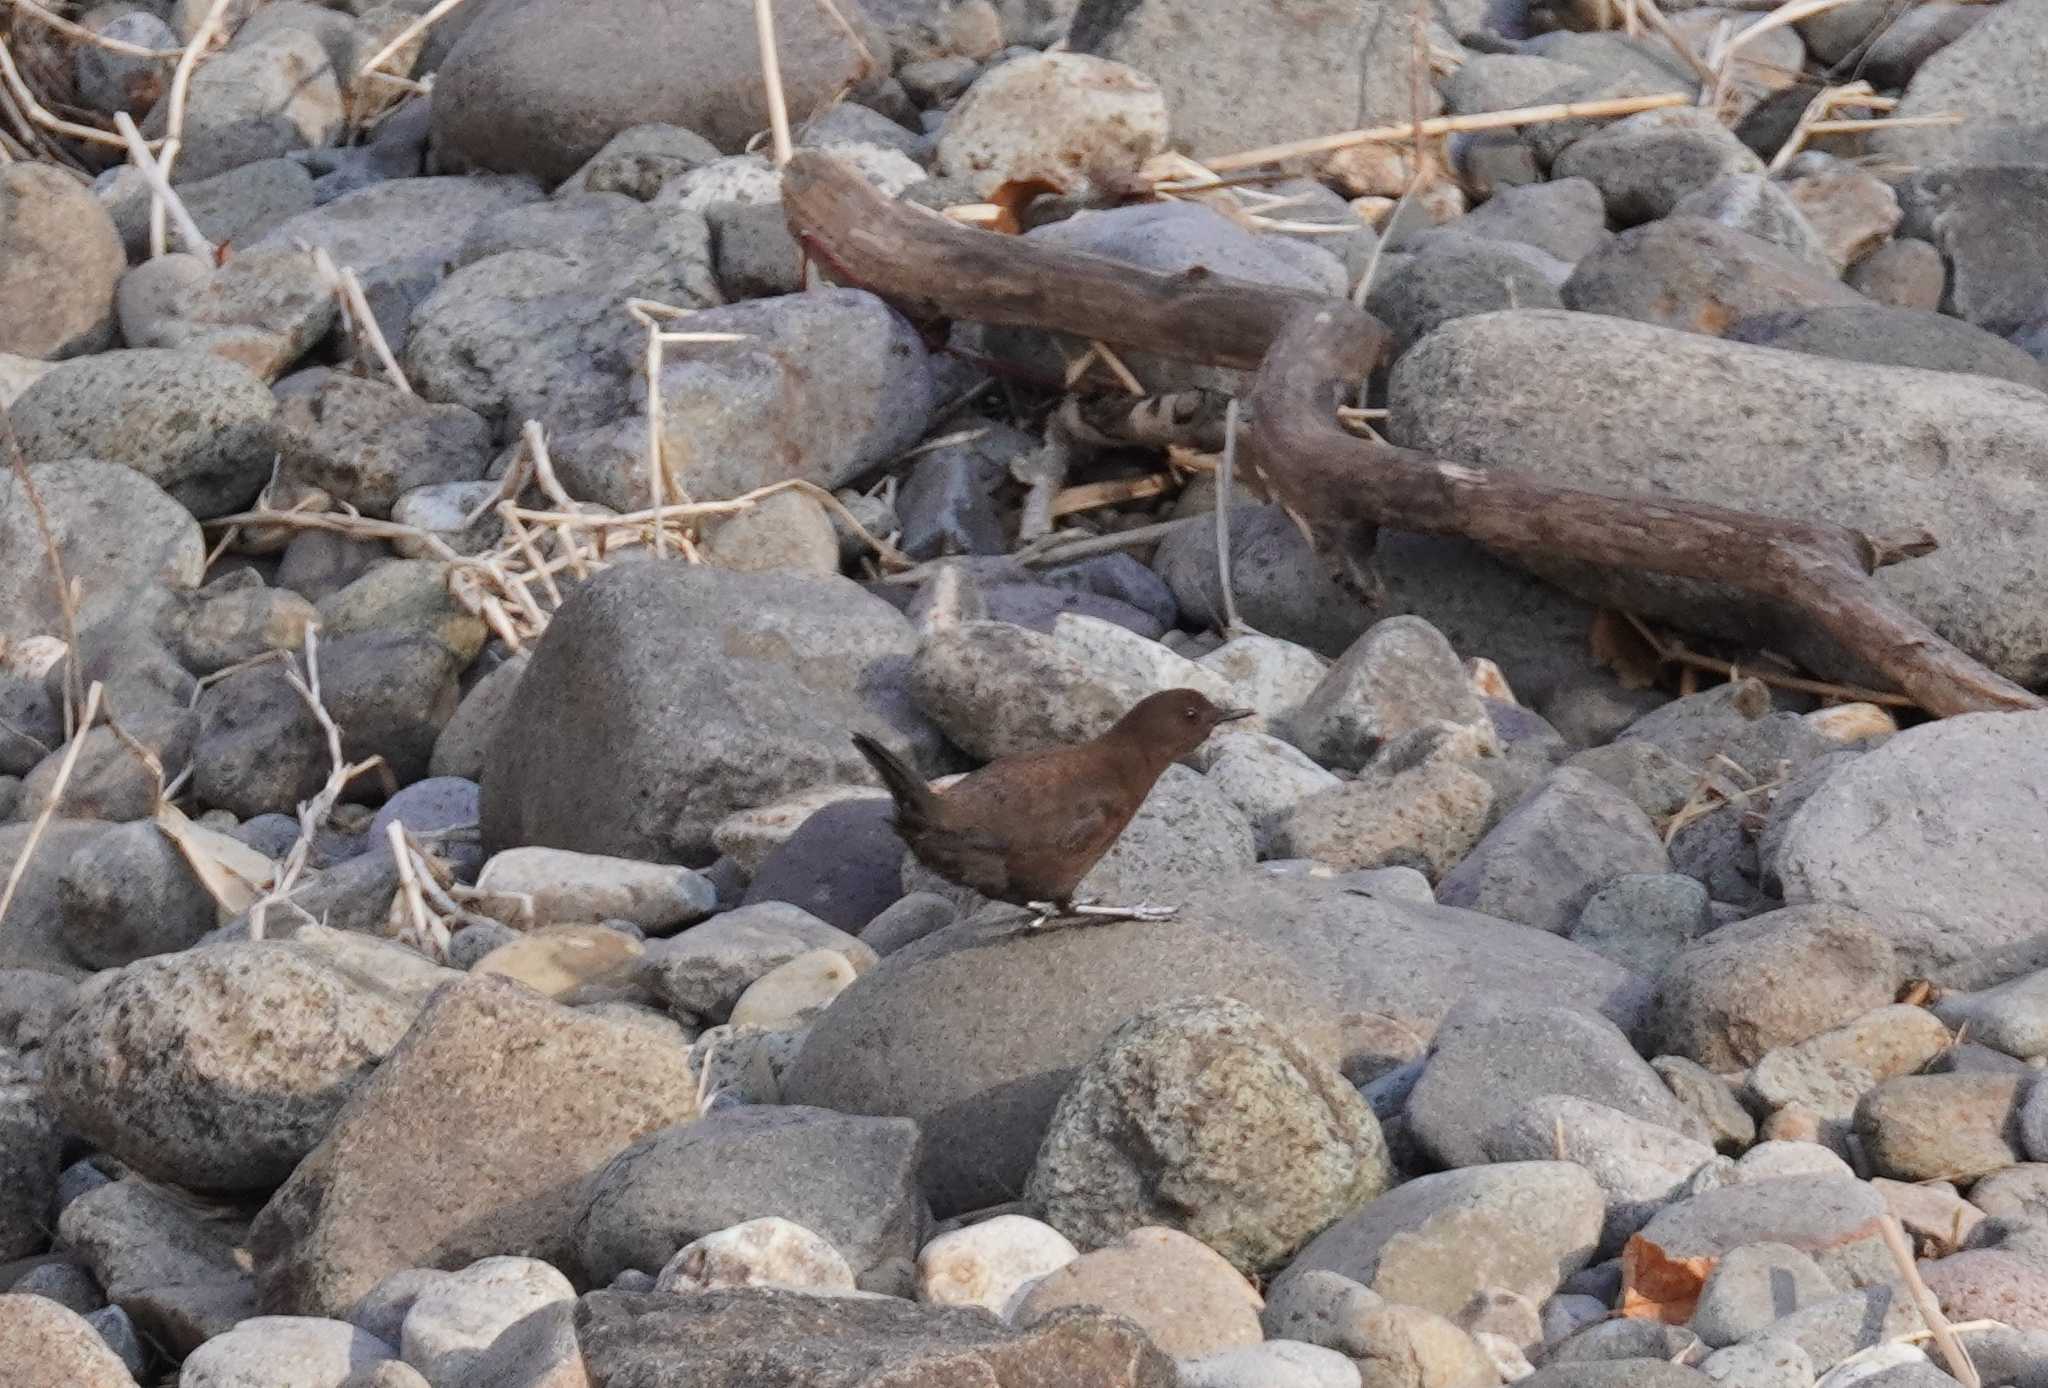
[1589,609,1665,691]
[154,802,282,923]
[1619,1234,1714,1324]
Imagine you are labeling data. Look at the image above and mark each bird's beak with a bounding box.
[1218,707,1256,723]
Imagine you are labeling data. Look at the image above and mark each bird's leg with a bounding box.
[1021,901,1062,930]
[1061,900,1179,925]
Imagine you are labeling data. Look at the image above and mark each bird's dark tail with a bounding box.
[851,733,939,833]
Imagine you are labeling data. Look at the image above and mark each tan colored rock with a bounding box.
[917,1215,1079,1315]
[1013,1226,1262,1358]
[727,948,856,1028]
[935,53,1168,198]
[251,976,704,1317]
[472,926,644,1000]
[473,847,716,932]
[0,1293,139,1387]
[654,1217,856,1294]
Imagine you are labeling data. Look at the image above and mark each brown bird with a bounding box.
[852,689,1253,927]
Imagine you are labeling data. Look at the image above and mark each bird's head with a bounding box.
[1113,688,1255,760]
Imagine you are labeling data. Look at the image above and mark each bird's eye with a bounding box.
[1184,708,1198,720]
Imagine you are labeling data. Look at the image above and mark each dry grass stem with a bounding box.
[112,110,212,258]
[356,0,468,79]
[754,0,794,167]
[247,627,391,939]
[154,0,232,199]
[1215,396,1244,633]
[1174,92,1690,176]
[3,403,85,731]
[1704,0,1861,111]
[1051,472,1175,517]
[0,680,101,931]
[1092,341,1145,395]
[311,247,410,391]
[1622,611,1916,708]
[0,33,134,146]
[1803,114,1962,134]
[1879,1215,1980,1387]
[6,0,181,58]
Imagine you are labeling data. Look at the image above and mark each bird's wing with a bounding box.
[907,821,1016,900]
[1054,791,1125,861]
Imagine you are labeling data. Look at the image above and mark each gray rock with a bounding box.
[0,969,77,1054]
[1563,218,1862,335]
[559,123,722,200]
[904,619,1143,761]
[481,563,940,863]
[575,1285,1175,1386]
[1855,1072,2028,1182]
[45,939,440,1190]
[1153,504,1370,658]
[1845,238,1945,313]
[158,578,316,677]
[1691,1242,1838,1347]
[103,159,316,263]
[1653,906,1899,1071]
[403,206,720,443]
[576,1106,926,1293]
[431,0,877,178]
[1699,1339,1815,1388]
[1899,165,2048,344]
[277,372,494,518]
[1409,996,1707,1169]
[739,797,906,934]
[0,164,124,360]
[56,820,217,969]
[1068,0,1429,163]
[1655,1055,1756,1154]
[1726,304,2044,390]
[1272,745,1495,881]
[1545,1318,1703,1365]
[1444,177,1611,263]
[643,902,876,1023]
[251,176,544,352]
[1522,1361,1714,1386]
[779,906,1346,1215]
[251,975,704,1317]
[706,199,804,300]
[1263,1271,1500,1385]
[0,673,60,778]
[894,422,1030,560]
[1369,238,1565,353]
[1570,873,1714,978]
[1776,712,2048,981]
[9,350,279,519]
[1670,175,1830,270]
[1748,1286,1923,1373]
[1874,0,2048,169]
[1286,616,1489,771]
[1028,996,1391,1273]
[73,10,175,117]
[1632,1176,1888,1295]
[429,651,526,783]
[178,1315,397,1387]
[1969,1163,2048,1224]
[1201,731,1342,856]
[0,461,203,650]
[859,891,955,955]
[0,824,112,978]
[644,289,937,501]
[1484,1094,1720,1252]
[0,1063,56,1261]
[1437,766,1670,933]
[1746,1005,1953,1122]
[118,244,336,383]
[194,631,462,816]
[1274,1162,1606,1320]
[147,28,342,181]
[1554,108,1765,225]
[932,51,1167,197]
[1780,164,1902,272]
[1389,310,2048,686]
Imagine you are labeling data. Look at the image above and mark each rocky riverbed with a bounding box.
[4,0,2048,1384]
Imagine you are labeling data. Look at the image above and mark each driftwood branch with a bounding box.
[780,152,2042,717]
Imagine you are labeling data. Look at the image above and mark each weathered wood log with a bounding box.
[782,151,2042,717]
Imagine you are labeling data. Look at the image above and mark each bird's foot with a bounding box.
[1019,899,1177,930]
[1068,900,1178,923]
